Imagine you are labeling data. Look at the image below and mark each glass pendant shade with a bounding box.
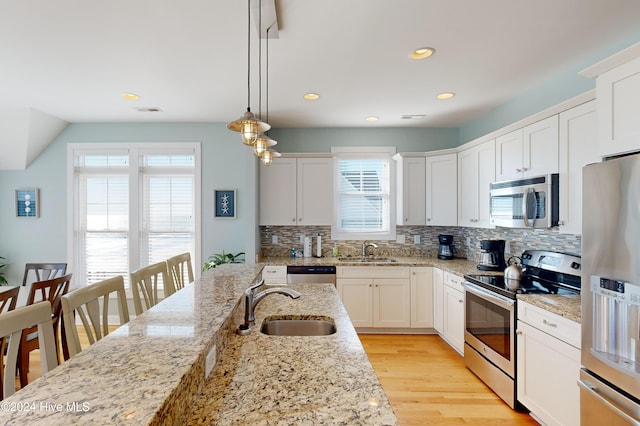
[261,149,281,165]
[253,134,277,156]
[227,109,270,146]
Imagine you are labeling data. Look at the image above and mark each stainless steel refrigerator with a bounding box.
[581,153,640,425]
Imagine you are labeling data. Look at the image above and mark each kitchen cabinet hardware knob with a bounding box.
[516,330,523,336]
[292,218,296,222]
[458,299,463,303]
[522,167,528,171]
[427,218,431,222]
[542,319,557,328]
[559,220,565,225]
[516,168,522,172]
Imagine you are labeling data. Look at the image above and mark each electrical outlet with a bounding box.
[271,234,278,244]
[413,235,420,244]
[396,234,405,244]
[205,344,217,378]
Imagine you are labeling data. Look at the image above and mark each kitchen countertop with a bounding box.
[186,283,397,425]
[261,255,503,278]
[263,255,580,323]
[0,263,396,425]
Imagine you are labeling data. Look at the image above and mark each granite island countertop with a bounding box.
[0,264,397,425]
[186,283,398,425]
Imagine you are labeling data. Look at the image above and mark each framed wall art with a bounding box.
[16,188,40,218]
[214,189,236,219]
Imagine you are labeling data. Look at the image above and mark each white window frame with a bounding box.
[331,146,396,241]
[67,143,201,291]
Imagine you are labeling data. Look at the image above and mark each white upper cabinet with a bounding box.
[458,140,495,228]
[595,56,640,157]
[259,156,333,226]
[425,153,457,226]
[397,156,426,225]
[558,100,599,234]
[495,115,559,181]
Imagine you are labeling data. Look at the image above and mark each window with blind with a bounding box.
[69,144,200,290]
[331,147,396,240]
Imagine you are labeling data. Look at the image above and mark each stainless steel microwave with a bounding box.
[489,174,559,228]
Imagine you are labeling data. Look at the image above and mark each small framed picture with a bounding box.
[16,188,40,218]
[214,189,236,219]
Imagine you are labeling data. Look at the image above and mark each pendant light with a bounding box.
[227,0,270,146]
[258,23,280,165]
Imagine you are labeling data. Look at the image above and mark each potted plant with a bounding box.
[202,251,245,271]
[0,256,7,285]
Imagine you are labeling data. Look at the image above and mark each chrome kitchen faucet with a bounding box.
[237,280,301,335]
[362,241,379,257]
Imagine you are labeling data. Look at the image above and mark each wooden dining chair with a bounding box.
[1,302,58,400]
[166,253,194,292]
[19,274,71,387]
[61,276,130,358]
[130,261,174,316]
[21,263,67,287]
[0,286,20,399]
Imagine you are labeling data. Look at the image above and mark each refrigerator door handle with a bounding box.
[578,379,640,425]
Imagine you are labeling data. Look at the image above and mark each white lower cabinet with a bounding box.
[337,267,410,328]
[410,267,433,328]
[432,268,444,334]
[442,271,465,354]
[517,301,581,426]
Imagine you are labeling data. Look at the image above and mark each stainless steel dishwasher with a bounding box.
[286,265,336,285]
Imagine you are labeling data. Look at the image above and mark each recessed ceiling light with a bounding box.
[401,114,426,120]
[303,93,320,100]
[365,116,379,122]
[135,107,162,112]
[436,92,455,100]
[409,47,435,60]
[122,93,140,101]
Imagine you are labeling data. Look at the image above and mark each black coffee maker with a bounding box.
[477,239,506,271]
[438,235,456,260]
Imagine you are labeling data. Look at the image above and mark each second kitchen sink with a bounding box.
[338,257,398,263]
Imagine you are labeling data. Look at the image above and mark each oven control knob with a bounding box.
[571,262,581,270]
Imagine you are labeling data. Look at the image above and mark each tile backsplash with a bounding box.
[259,225,581,261]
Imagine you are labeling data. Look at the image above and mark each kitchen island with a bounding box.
[0,264,397,425]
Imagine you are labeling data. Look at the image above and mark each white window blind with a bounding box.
[70,144,200,291]
[331,148,396,240]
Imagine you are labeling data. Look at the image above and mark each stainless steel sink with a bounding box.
[260,316,337,336]
[338,257,398,263]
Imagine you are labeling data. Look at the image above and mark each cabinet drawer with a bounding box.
[443,271,464,292]
[518,301,580,348]
[262,265,287,285]
[337,266,410,279]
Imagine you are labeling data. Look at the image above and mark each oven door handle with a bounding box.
[464,282,515,310]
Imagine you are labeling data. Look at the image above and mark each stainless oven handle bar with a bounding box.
[464,282,515,310]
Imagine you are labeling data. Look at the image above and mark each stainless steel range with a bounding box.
[463,250,581,409]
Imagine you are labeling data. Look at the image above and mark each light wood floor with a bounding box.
[359,334,539,425]
[21,330,537,425]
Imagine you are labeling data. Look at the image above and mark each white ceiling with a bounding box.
[1,0,640,129]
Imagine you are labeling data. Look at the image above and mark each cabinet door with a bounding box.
[523,115,559,177]
[458,140,495,228]
[337,278,373,327]
[597,56,640,157]
[259,158,297,225]
[495,129,523,181]
[558,100,598,234]
[297,157,333,225]
[410,267,433,328]
[373,278,411,328]
[443,284,464,354]
[401,157,426,225]
[476,140,496,227]
[517,320,581,426]
[426,153,457,226]
[432,268,444,333]
[457,147,479,226]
